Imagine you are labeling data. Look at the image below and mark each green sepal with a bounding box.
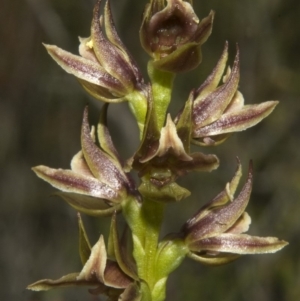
[176,94,193,152]
[138,181,191,203]
[140,280,152,301]
[155,236,188,280]
[151,236,188,301]
[109,212,138,280]
[121,197,146,275]
[78,213,92,265]
[56,192,121,217]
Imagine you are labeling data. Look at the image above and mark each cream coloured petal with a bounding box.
[78,235,107,283]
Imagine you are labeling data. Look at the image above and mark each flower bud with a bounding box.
[140,0,214,73]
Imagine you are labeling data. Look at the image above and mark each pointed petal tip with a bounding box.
[208,10,215,20]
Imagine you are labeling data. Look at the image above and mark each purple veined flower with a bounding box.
[183,42,279,146]
[182,159,288,265]
[132,93,219,202]
[44,0,145,103]
[32,106,140,216]
[140,0,214,73]
[27,213,141,301]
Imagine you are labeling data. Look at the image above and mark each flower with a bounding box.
[32,106,140,216]
[132,94,219,202]
[184,42,279,146]
[140,0,214,73]
[182,159,288,265]
[27,214,140,301]
[44,0,144,102]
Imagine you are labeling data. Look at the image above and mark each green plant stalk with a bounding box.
[140,199,165,289]
[147,61,175,129]
[126,90,148,138]
[122,196,165,300]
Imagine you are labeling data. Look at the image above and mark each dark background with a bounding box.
[1,0,300,300]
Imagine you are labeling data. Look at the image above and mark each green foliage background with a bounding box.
[1,0,299,300]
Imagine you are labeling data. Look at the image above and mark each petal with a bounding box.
[194,42,229,101]
[184,158,242,227]
[97,103,122,163]
[185,161,253,241]
[81,107,128,191]
[78,235,107,283]
[187,251,239,266]
[193,47,240,128]
[226,212,251,234]
[32,165,118,200]
[155,114,192,161]
[91,0,136,90]
[223,90,245,114]
[192,233,288,254]
[78,36,98,62]
[57,192,121,216]
[104,0,143,83]
[193,10,215,45]
[27,273,97,291]
[44,44,126,95]
[71,150,94,177]
[103,260,133,289]
[194,101,279,137]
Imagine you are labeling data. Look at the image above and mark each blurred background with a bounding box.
[1,0,300,300]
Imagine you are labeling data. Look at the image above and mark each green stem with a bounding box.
[122,196,165,300]
[126,90,148,139]
[148,61,175,130]
[140,199,165,288]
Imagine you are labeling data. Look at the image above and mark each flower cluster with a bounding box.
[28,1,287,301]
